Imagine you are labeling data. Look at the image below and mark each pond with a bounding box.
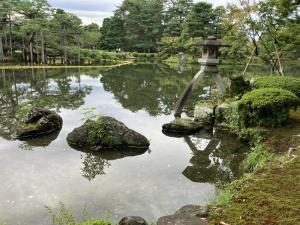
[0,63,250,225]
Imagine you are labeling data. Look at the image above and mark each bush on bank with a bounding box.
[237,88,300,127]
[253,76,300,97]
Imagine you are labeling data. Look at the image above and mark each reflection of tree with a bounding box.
[81,153,111,181]
[77,148,148,181]
[0,68,94,140]
[100,63,211,116]
[182,129,249,185]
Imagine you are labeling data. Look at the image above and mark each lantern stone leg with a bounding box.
[212,73,226,95]
[174,68,206,117]
[173,36,229,118]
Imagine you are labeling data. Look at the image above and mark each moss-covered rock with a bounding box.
[67,116,150,151]
[253,76,300,97]
[16,108,63,140]
[162,118,203,135]
[237,88,300,127]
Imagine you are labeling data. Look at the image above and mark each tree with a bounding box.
[163,0,193,37]
[99,15,125,51]
[181,2,217,41]
[51,9,82,64]
[117,0,164,52]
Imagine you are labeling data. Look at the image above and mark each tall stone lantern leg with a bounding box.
[174,36,230,117]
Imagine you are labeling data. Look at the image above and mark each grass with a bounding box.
[243,145,274,173]
[45,202,113,225]
[0,61,132,70]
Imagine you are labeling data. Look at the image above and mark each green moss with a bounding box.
[210,159,300,225]
[238,88,300,127]
[253,76,300,97]
[86,117,122,147]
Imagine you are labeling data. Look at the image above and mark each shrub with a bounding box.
[229,76,251,96]
[253,76,300,97]
[238,88,300,127]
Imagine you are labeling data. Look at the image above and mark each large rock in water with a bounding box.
[157,214,208,225]
[16,108,63,140]
[162,118,203,136]
[67,116,150,151]
[119,216,148,225]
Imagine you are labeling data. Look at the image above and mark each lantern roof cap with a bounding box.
[195,36,230,47]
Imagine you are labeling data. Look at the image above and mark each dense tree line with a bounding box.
[0,0,299,69]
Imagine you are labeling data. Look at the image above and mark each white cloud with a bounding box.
[48,0,237,25]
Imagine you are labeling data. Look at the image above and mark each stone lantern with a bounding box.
[174,36,229,117]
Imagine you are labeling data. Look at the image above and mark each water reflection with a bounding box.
[182,129,248,184]
[0,68,93,140]
[77,148,149,181]
[100,63,211,116]
[19,129,61,150]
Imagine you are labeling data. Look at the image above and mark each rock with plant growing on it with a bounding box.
[67,116,150,151]
[237,88,300,127]
[16,108,63,140]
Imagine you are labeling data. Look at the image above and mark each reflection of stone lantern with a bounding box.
[174,36,230,117]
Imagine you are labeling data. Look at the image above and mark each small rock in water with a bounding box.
[157,214,208,225]
[67,116,150,151]
[162,118,203,135]
[119,216,148,225]
[16,108,62,140]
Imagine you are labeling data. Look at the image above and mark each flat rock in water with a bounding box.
[162,118,202,135]
[157,214,208,225]
[67,116,150,151]
[16,108,63,140]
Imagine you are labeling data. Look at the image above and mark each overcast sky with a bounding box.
[48,0,237,25]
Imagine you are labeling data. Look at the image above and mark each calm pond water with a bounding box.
[0,63,250,225]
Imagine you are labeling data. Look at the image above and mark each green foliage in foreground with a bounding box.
[210,158,300,224]
[45,202,113,225]
[243,145,274,173]
[238,88,300,127]
[214,173,254,205]
[253,76,300,97]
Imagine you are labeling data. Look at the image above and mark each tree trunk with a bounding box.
[243,48,256,75]
[77,36,80,65]
[29,41,33,64]
[9,10,13,57]
[41,31,45,64]
[0,36,4,62]
[22,37,26,62]
[63,25,67,64]
[36,34,39,64]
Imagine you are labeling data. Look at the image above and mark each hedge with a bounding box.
[253,76,300,97]
[237,88,300,127]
